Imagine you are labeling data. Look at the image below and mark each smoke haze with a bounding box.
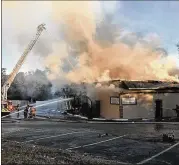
[2,1,179,91]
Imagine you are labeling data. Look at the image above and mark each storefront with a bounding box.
[95,81,179,119]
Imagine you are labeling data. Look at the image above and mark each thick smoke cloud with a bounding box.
[2,1,179,92]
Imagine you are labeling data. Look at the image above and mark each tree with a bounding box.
[1,68,7,86]
[8,72,26,100]
[2,68,53,101]
[54,90,63,97]
[24,69,52,101]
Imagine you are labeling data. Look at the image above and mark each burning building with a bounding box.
[77,80,179,120]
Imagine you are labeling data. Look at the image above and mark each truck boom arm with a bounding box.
[2,24,46,100]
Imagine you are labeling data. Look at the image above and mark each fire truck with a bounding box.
[1,24,46,117]
[1,100,15,116]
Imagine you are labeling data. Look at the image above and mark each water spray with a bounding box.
[1,98,73,119]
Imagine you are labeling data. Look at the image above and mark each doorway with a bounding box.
[155,99,163,119]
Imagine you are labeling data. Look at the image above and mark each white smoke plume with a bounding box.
[2,1,179,92]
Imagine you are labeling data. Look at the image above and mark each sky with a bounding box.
[2,1,179,74]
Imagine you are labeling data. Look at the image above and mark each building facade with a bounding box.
[95,80,179,120]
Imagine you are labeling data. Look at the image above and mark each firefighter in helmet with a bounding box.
[29,106,36,118]
[16,104,20,118]
[175,104,179,117]
[8,101,14,112]
[24,104,30,119]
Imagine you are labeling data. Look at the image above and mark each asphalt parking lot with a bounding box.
[2,119,179,165]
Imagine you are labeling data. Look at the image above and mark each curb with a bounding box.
[90,118,154,122]
[87,121,179,124]
[36,115,179,124]
[36,115,87,123]
[1,120,18,123]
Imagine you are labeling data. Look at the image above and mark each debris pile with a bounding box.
[98,133,109,138]
[162,133,175,142]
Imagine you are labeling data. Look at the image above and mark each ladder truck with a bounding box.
[1,23,46,116]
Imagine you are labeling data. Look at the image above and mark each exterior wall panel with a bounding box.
[153,93,178,117]
[122,93,178,119]
[97,90,119,119]
[97,90,179,119]
[121,93,154,119]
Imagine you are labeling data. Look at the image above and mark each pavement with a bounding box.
[7,113,179,125]
[2,118,179,165]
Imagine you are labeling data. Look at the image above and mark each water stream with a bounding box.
[1,98,73,119]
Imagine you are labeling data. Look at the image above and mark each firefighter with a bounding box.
[175,104,179,117]
[8,101,14,112]
[24,104,29,119]
[16,104,20,118]
[173,104,179,118]
[29,106,36,118]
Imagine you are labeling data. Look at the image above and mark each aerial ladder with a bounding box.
[1,24,46,115]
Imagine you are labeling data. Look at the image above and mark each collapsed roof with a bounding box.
[121,80,179,90]
[95,79,179,91]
